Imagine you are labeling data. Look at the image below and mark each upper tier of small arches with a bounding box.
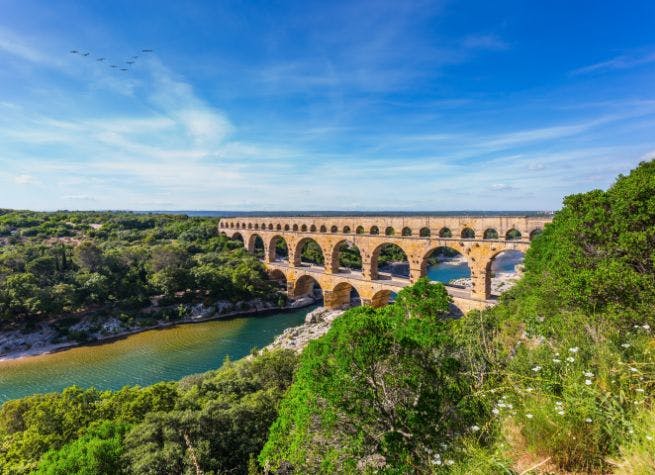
[219,217,549,242]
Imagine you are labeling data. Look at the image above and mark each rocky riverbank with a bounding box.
[450,271,520,294]
[264,306,345,353]
[0,297,317,362]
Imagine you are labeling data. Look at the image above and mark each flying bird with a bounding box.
[126,61,134,65]
[97,57,106,61]
[110,65,118,68]
[81,52,90,57]
[131,55,139,59]
[141,49,154,53]
[69,50,78,54]
[120,68,128,71]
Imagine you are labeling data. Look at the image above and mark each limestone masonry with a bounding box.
[219,215,552,312]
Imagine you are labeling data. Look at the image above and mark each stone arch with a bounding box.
[401,227,412,236]
[268,223,273,230]
[267,235,289,263]
[261,222,267,230]
[370,226,380,235]
[483,228,499,240]
[248,233,265,258]
[268,269,287,290]
[343,225,351,233]
[438,227,451,238]
[326,281,361,309]
[248,223,252,229]
[241,222,246,229]
[461,227,475,239]
[370,289,393,308]
[294,237,325,267]
[220,231,227,237]
[301,224,308,232]
[276,224,282,231]
[420,227,431,237]
[254,223,259,230]
[485,249,526,296]
[293,274,322,300]
[420,246,471,285]
[331,225,338,233]
[231,232,244,245]
[320,225,327,233]
[310,224,317,232]
[284,224,290,231]
[506,228,522,240]
[371,242,409,279]
[385,226,395,236]
[331,239,362,273]
[356,226,365,234]
[529,228,543,240]
[292,224,299,231]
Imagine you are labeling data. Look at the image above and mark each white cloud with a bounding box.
[572,51,655,75]
[13,174,38,185]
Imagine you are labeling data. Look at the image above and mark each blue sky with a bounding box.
[0,0,654,211]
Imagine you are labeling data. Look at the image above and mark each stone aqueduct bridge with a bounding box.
[219,215,552,313]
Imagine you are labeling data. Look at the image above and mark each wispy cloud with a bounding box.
[572,51,655,75]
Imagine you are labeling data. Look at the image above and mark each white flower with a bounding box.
[585,379,592,385]
[526,413,534,419]
[585,418,593,423]
[566,356,575,363]
[584,371,594,377]
[532,366,542,372]
[470,425,480,432]
[557,410,565,416]
[636,388,645,393]
[646,435,653,441]
[569,347,579,353]
[445,459,455,466]
[643,324,651,331]
[507,403,513,409]
[621,343,630,348]
[630,367,638,373]
[526,387,534,392]
[492,408,500,415]
[552,358,561,363]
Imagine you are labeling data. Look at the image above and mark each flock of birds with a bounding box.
[69,48,155,71]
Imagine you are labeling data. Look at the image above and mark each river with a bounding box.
[0,306,314,403]
[0,255,524,403]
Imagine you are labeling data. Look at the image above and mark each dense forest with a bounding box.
[0,212,280,331]
[0,160,653,473]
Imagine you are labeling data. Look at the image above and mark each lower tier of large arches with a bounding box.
[267,262,492,314]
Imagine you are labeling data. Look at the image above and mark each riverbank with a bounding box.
[450,271,520,294]
[0,297,317,362]
[264,306,345,353]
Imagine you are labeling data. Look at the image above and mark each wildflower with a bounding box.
[643,324,651,331]
[569,347,579,353]
[525,387,534,392]
[621,343,630,348]
[445,459,455,466]
[470,425,480,432]
[507,403,513,409]
[566,356,575,363]
[585,418,593,423]
[636,388,645,393]
[585,379,592,385]
[552,358,561,363]
[584,371,594,377]
[532,365,542,372]
[557,410,565,416]
[630,367,638,373]
[526,413,533,419]
[492,408,500,415]
[646,435,653,441]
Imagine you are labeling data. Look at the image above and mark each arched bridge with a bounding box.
[219,215,551,313]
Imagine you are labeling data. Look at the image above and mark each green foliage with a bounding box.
[0,350,298,475]
[261,284,487,473]
[0,211,280,327]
